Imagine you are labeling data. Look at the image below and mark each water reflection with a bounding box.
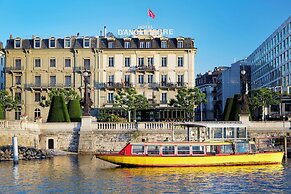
[0,156,290,193]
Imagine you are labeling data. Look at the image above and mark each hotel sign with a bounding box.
[118,25,174,37]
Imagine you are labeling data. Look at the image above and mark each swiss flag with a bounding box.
[148,9,155,19]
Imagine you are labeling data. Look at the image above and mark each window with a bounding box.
[161,75,167,86]
[50,76,56,86]
[161,93,167,103]
[148,74,153,84]
[108,42,114,48]
[108,93,114,103]
[177,41,183,48]
[177,75,184,86]
[108,75,114,85]
[146,42,151,48]
[161,41,167,48]
[138,75,144,84]
[162,145,175,155]
[50,58,56,67]
[220,145,234,154]
[148,57,154,66]
[15,76,21,85]
[65,76,71,86]
[124,75,130,86]
[15,109,21,120]
[147,145,160,155]
[49,38,56,48]
[35,76,41,87]
[235,142,249,153]
[34,108,41,120]
[14,39,21,48]
[35,93,41,102]
[140,41,145,48]
[15,59,21,69]
[132,145,144,155]
[84,38,90,48]
[35,58,41,68]
[124,41,130,48]
[15,92,21,102]
[108,57,114,67]
[178,57,183,67]
[178,145,190,155]
[192,146,204,154]
[206,145,219,154]
[138,58,144,66]
[161,57,167,67]
[34,38,41,48]
[65,58,71,67]
[124,57,130,67]
[84,59,90,70]
[64,37,71,48]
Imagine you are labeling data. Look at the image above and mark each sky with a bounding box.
[0,0,290,75]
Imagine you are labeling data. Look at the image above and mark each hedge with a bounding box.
[67,100,82,122]
[47,96,70,122]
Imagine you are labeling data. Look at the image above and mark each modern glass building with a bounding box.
[248,16,291,93]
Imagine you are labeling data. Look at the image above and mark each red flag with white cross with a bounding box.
[148,9,155,19]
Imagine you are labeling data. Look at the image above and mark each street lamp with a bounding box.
[83,71,92,116]
[240,69,248,114]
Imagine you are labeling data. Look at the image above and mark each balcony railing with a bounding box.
[74,66,92,72]
[5,66,24,72]
[136,65,156,72]
[25,84,72,89]
[94,82,187,90]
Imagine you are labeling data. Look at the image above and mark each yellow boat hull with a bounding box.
[96,152,284,167]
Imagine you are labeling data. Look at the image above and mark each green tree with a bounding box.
[229,94,241,121]
[114,88,149,121]
[0,91,20,119]
[40,88,80,108]
[249,88,280,120]
[67,100,82,122]
[169,87,207,120]
[223,98,233,121]
[47,96,71,122]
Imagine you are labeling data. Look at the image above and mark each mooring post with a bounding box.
[12,136,19,165]
[284,135,288,159]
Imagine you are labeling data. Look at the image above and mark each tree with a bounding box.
[169,87,207,120]
[114,88,149,121]
[0,91,20,119]
[47,96,71,122]
[223,98,233,121]
[40,88,80,108]
[249,88,280,121]
[67,100,82,122]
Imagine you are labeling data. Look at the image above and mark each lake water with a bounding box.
[0,155,291,193]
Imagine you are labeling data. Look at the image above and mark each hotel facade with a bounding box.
[4,34,196,121]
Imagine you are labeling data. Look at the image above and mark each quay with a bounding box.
[0,115,290,154]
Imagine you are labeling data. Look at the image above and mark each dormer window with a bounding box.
[124,41,130,48]
[161,41,167,48]
[64,37,71,48]
[34,38,41,48]
[49,37,56,48]
[14,39,21,48]
[140,41,145,48]
[84,38,90,48]
[177,41,183,48]
[108,42,114,48]
[146,42,151,48]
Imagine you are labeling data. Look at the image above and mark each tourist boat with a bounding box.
[95,141,284,167]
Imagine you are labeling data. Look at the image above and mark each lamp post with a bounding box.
[83,71,92,116]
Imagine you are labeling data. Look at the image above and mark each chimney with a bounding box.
[9,34,13,39]
[104,26,107,37]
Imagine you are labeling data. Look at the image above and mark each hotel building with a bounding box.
[4,34,196,121]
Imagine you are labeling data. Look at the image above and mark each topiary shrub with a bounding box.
[223,98,233,121]
[47,96,70,122]
[67,100,82,122]
[229,94,241,121]
[0,105,4,120]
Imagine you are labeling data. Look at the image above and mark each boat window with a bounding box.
[235,142,249,153]
[132,145,144,155]
[206,145,219,155]
[162,145,175,155]
[178,145,190,155]
[147,145,160,155]
[250,143,257,153]
[220,144,234,154]
[192,145,204,154]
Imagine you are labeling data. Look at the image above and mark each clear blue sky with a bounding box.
[0,0,290,75]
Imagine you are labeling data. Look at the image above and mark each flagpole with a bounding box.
[147,9,150,29]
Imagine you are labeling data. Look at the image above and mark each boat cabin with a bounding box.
[119,141,257,156]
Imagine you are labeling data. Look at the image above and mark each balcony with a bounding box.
[136,65,156,73]
[106,82,124,90]
[148,83,159,89]
[5,66,24,73]
[160,82,175,89]
[74,66,92,72]
[24,83,72,89]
